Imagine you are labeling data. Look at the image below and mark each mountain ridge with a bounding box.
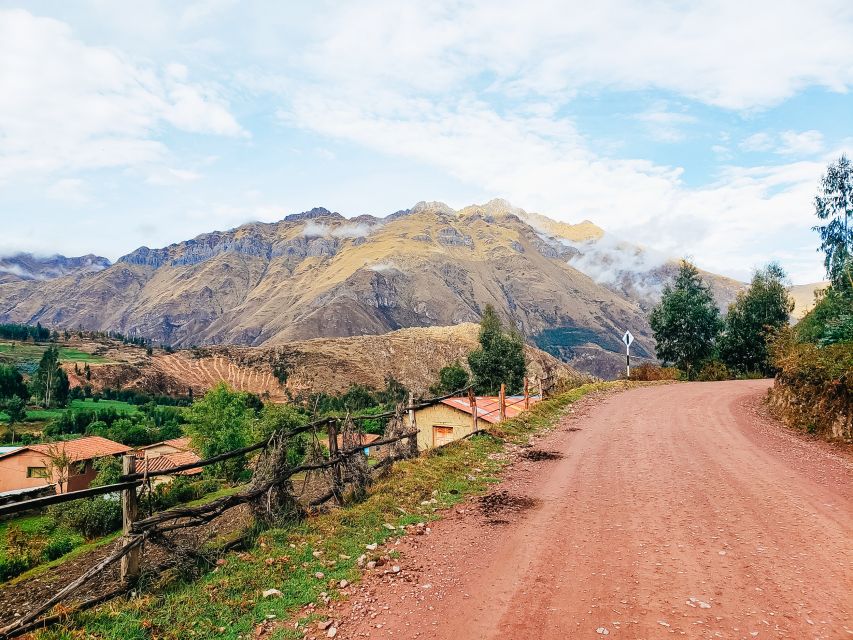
[0,199,739,378]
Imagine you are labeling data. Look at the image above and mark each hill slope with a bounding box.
[63,324,587,400]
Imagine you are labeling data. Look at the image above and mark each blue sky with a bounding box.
[1,1,852,283]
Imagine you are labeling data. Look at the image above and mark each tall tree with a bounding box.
[467,304,527,394]
[0,364,27,401]
[814,155,853,289]
[31,347,69,408]
[185,383,255,482]
[649,260,722,379]
[4,396,26,444]
[719,263,794,375]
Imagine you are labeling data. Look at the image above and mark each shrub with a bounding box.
[0,552,33,581]
[628,363,681,381]
[49,497,122,539]
[769,330,852,440]
[43,530,83,560]
[697,360,732,381]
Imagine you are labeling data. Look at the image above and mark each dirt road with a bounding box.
[333,380,852,639]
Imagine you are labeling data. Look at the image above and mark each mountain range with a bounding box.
[0,199,744,377]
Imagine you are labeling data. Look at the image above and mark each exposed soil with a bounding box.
[321,380,853,639]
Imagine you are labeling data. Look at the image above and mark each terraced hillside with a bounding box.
[68,325,586,401]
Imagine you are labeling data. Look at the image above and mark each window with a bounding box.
[26,467,48,479]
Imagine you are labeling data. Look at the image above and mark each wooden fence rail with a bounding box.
[0,384,493,638]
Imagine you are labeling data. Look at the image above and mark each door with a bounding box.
[432,425,455,448]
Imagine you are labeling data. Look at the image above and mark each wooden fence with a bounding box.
[0,387,478,639]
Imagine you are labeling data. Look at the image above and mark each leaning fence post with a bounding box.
[120,454,140,582]
[499,383,506,421]
[468,387,478,432]
[328,419,343,504]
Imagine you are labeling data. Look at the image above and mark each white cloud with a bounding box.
[635,106,697,142]
[298,0,853,111]
[0,9,246,182]
[777,130,824,155]
[740,133,775,152]
[46,178,89,204]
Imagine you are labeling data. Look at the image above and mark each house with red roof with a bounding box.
[134,437,202,485]
[406,393,541,450]
[0,436,130,494]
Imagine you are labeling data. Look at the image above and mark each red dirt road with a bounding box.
[332,381,852,639]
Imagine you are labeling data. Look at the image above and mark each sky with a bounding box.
[1,1,851,284]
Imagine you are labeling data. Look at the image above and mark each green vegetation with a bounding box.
[813,154,853,289]
[0,342,107,367]
[185,383,262,482]
[768,156,852,440]
[429,360,469,396]
[468,304,527,394]
[0,514,86,582]
[31,347,70,408]
[37,381,615,640]
[718,263,794,376]
[650,260,722,379]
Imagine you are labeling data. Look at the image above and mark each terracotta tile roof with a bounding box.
[439,395,540,425]
[137,450,202,476]
[27,436,130,462]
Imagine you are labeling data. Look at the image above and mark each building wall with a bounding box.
[406,404,477,451]
[0,450,53,493]
[0,453,102,494]
[140,443,184,458]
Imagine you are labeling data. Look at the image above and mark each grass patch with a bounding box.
[35,382,620,640]
[0,342,107,367]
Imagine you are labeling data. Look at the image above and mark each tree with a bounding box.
[719,263,794,375]
[467,304,527,394]
[4,396,26,443]
[0,364,27,401]
[185,383,256,482]
[814,155,853,289]
[429,361,470,396]
[649,260,722,379]
[31,347,69,408]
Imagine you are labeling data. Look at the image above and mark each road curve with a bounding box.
[334,380,852,639]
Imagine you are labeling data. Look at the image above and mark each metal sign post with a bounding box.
[622,330,634,378]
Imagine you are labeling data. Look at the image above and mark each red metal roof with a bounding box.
[439,395,540,424]
[25,436,130,462]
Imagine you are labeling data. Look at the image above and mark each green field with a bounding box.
[0,398,140,428]
[0,341,108,367]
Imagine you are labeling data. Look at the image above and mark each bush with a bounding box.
[140,476,223,513]
[628,363,681,381]
[697,360,732,381]
[0,552,33,581]
[769,330,852,440]
[43,530,83,560]
[49,497,122,539]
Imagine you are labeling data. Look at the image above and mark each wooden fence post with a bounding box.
[499,383,506,421]
[408,392,418,452]
[328,419,343,504]
[524,377,529,410]
[120,454,140,582]
[468,387,478,432]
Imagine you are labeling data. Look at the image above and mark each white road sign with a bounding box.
[622,330,634,347]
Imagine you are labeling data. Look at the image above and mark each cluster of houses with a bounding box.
[0,435,202,499]
[0,390,539,500]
